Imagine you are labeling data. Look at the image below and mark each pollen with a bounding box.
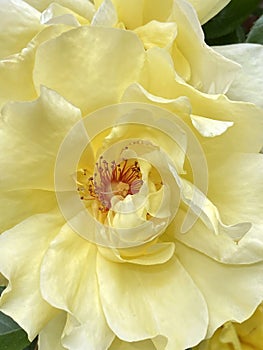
[77,156,143,213]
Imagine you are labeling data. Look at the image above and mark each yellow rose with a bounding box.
[0,0,240,114]
[0,3,263,350]
[194,304,263,350]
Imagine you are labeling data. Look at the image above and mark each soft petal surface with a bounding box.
[34,26,145,114]
[0,86,81,191]
[39,312,67,350]
[214,44,263,109]
[110,337,157,350]
[176,241,263,338]
[40,224,114,350]
[0,211,64,340]
[97,254,208,349]
[187,0,231,24]
[0,0,42,59]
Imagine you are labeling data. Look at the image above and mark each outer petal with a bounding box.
[138,48,263,153]
[176,241,263,338]
[38,312,67,350]
[40,224,114,350]
[109,337,157,350]
[0,24,72,110]
[0,86,82,191]
[0,0,43,59]
[97,254,208,350]
[24,0,96,20]
[214,44,263,109]
[34,26,145,114]
[0,190,57,233]
[0,211,64,340]
[187,0,231,24]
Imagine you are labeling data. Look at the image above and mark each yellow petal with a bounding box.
[97,254,208,349]
[0,0,43,59]
[187,0,231,24]
[39,312,67,350]
[134,21,177,50]
[214,44,263,109]
[190,115,233,137]
[91,0,118,27]
[0,190,57,233]
[0,24,72,110]
[176,241,263,338]
[0,86,81,191]
[168,0,240,94]
[41,3,90,26]
[34,27,145,114]
[0,211,64,340]
[40,224,115,349]
[24,0,96,20]
[110,337,157,350]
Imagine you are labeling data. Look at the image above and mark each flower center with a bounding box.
[77,156,143,213]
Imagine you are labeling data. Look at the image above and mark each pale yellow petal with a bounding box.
[0,24,72,110]
[97,254,208,349]
[110,337,157,350]
[139,48,263,153]
[91,0,118,27]
[0,0,43,59]
[214,44,263,109]
[176,241,263,338]
[41,3,90,26]
[134,21,177,50]
[0,86,81,191]
[39,312,67,350]
[40,224,114,350]
[24,0,96,20]
[187,0,231,24]
[168,0,240,94]
[0,190,57,233]
[34,27,145,114]
[0,211,64,340]
[190,115,233,137]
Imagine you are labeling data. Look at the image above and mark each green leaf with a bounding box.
[0,312,30,350]
[203,0,261,39]
[246,15,263,44]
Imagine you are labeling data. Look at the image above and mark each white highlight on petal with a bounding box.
[191,114,234,137]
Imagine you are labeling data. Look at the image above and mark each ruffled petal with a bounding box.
[0,0,42,59]
[24,0,96,20]
[40,224,114,350]
[168,0,240,94]
[138,48,263,153]
[0,211,64,340]
[0,190,57,233]
[38,312,67,350]
[0,24,72,110]
[0,86,81,191]
[187,0,231,24]
[97,254,208,349]
[34,26,145,114]
[214,44,263,109]
[176,241,263,338]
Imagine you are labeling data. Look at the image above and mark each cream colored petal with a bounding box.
[0,0,43,59]
[0,24,72,110]
[0,86,81,191]
[40,224,114,350]
[97,254,208,349]
[139,48,263,153]
[0,190,57,233]
[24,0,96,20]
[169,0,240,94]
[34,27,145,114]
[134,21,177,50]
[187,0,231,24]
[39,312,67,350]
[109,337,157,350]
[214,44,263,109]
[41,3,90,25]
[0,211,64,340]
[190,115,233,137]
[91,0,118,26]
[99,242,175,265]
[176,241,263,338]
